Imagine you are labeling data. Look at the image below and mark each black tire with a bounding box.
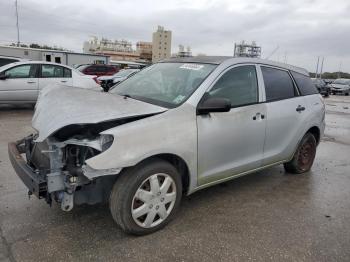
[284,133,317,174]
[109,159,182,235]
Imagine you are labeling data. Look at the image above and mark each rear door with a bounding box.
[38,64,73,90]
[0,63,39,102]
[258,65,308,165]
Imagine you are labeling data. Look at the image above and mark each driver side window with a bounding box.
[208,65,258,107]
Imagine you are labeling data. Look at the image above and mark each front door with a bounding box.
[197,65,267,185]
[0,64,39,103]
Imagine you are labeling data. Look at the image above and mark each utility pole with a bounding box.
[15,0,20,46]
[315,56,320,79]
[283,52,287,64]
[265,45,279,60]
[319,57,324,79]
[337,61,342,79]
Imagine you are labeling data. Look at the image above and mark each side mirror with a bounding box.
[197,96,231,115]
[0,72,7,80]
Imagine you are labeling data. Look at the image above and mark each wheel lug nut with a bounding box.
[160,198,164,202]
[157,192,161,196]
[156,205,159,210]
[149,204,153,209]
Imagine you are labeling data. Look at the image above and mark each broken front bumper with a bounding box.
[8,139,47,199]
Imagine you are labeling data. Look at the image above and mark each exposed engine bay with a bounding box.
[19,115,153,211]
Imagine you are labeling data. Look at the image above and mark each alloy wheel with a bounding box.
[131,173,177,228]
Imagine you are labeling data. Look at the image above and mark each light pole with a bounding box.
[15,0,20,46]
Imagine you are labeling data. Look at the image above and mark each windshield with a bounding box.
[113,69,137,77]
[333,79,350,85]
[111,62,216,108]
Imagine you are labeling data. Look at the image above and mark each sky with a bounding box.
[0,0,350,72]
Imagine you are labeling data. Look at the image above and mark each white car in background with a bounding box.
[98,69,140,92]
[0,61,102,104]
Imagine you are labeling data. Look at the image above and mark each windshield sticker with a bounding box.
[173,95,186,104]
[180,64,204,71]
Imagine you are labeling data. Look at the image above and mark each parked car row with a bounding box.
[311,78,350,96]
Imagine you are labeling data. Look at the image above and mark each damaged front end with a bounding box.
[8,85,168,211]
[8,132,118,211]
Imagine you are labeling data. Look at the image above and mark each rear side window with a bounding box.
[291,71,318,95]
[63,68,72,78]
[106,66,115,72]
[261,66,296,101]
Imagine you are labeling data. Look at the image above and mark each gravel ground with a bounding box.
[0,96,350,262]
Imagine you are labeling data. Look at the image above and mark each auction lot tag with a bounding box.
[180,64,204,70]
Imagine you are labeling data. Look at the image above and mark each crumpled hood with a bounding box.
[32,85,167,142]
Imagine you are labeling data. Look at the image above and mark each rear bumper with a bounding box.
[8,140,47,198]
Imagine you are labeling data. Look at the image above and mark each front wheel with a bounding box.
[284,133,317,174]
[109,159,182,235]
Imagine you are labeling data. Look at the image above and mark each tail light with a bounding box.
[93,76,101,85]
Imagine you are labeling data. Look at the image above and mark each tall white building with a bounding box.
[152,26,172,62]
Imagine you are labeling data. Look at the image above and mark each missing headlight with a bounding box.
[100,134,114,151]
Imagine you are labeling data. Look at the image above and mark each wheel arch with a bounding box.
[124,153,191,195]
[307,126,321,145]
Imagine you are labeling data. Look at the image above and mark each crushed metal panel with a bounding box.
[32,85,167,142]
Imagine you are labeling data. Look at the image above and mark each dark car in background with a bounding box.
[311,78,330,97]
[77,64,119,77]
[98,69,140,92]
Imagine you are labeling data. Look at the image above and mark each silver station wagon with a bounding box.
[9,57,325,235]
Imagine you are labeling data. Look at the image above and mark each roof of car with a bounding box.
[163,56,231,64]
[162,56,309,76]
[0,61,77,71]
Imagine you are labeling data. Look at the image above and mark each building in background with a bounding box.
[83,36,139,62]
[234,41,261,58]
[175,45,192,57]
[136,41,153,62]
[0,45,109,67]
[152,26,172,62]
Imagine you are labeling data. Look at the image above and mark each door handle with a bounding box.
[296,105,306,112]
[61,80,67,83]
[27,81,36,84]
[253,113,265,120]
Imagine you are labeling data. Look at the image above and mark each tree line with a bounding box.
[309,72,350,79]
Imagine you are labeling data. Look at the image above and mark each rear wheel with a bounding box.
[284,133,317,174]
[109,159,182,235]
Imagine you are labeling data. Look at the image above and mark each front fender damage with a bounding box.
[26,114,160,211]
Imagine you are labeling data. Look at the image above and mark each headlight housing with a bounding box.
[100,134,114,151]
